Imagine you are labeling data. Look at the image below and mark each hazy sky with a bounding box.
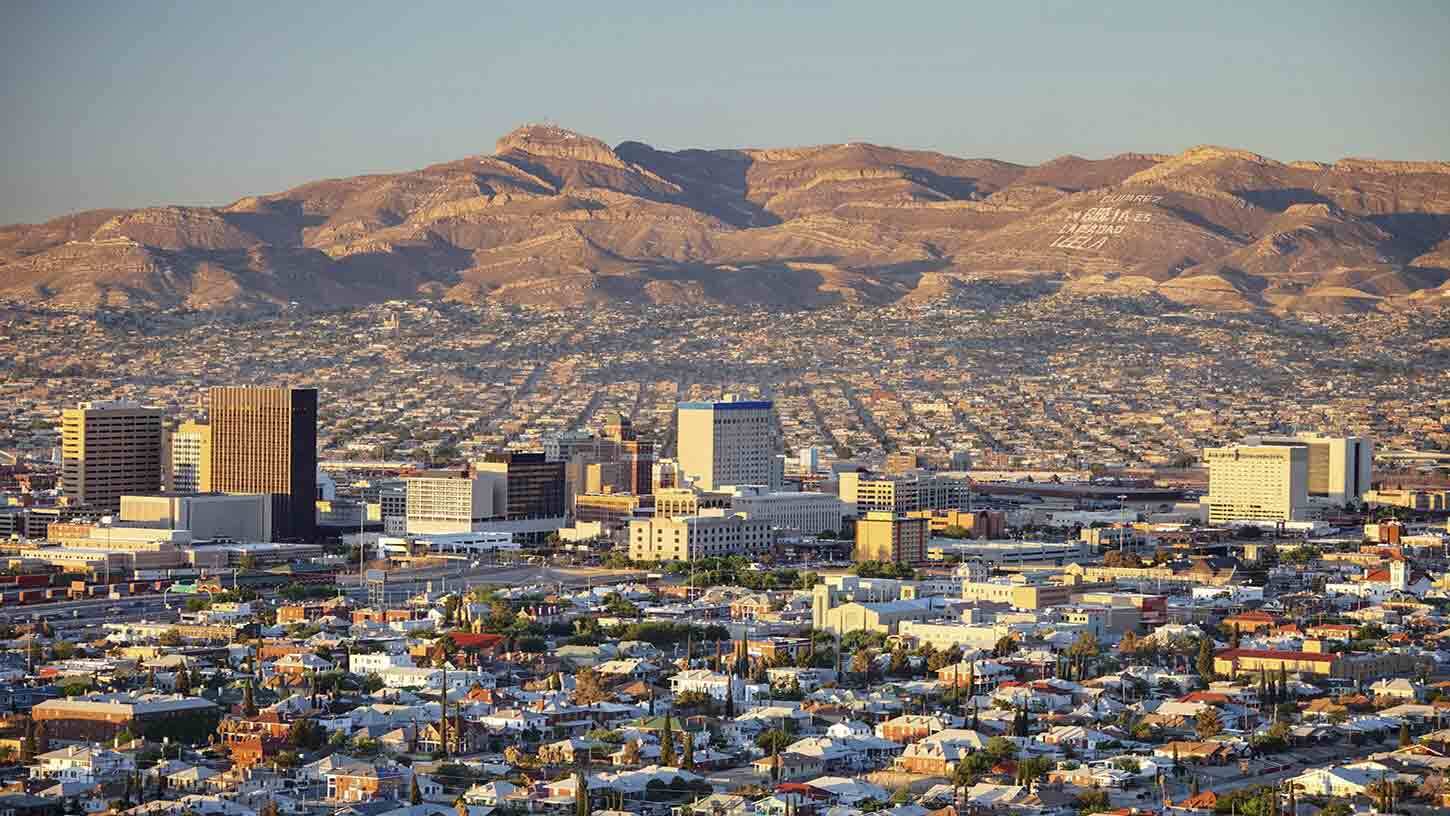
[2,1,1448,225]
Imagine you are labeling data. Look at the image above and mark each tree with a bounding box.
[573,768,589,816]
[572,668,610,705]
[659,713,675,767]
[1400,721,1412,748]
[410,775,423,805]
[1196,707,1224,740]
[756,729,791,754]
[850,648,873,681]
[682,731,695,771]
[993,636,1016,658]
[889,648,910,677]
[1075,789,1111,813]
[242,680,258,717]
[159,629,184,647]
[258,802,278,816]
[19,720,37,764]
[1197,638,1215,680]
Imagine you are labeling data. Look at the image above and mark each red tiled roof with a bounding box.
[448,632,505,649]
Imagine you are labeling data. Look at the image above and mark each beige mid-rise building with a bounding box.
[854,510,929,566]
[627,511,772,562]
[61,401,165,511]
[166,420,211,493]
[1203,445,1308,524]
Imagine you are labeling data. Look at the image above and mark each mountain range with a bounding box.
[3,124,1450,313]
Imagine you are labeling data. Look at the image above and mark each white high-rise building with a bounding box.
[676,398,780,491]
[1245,432,1373,505]
[403,471,498,534]
[1203,445,1308,524]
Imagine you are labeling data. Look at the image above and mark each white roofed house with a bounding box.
[31,746,136,784]
[669,668,767,703]
[595,658,659,681]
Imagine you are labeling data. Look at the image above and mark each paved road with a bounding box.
[0,594,177,627]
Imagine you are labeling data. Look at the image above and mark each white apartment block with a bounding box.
[728,486,845,534]
[404,472,497,534]
[627,511,773,561]
[1204,445,1308,524]
[676,399,780,491]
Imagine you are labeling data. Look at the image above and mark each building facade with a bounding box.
[838,472,972,518]
[627,511,773,562]
[208,386,318,541]
[404,471,495,534]
[166,420,211,493]
[676,399,779,491]
[61,400,164,511]
[729,487,845,535]
[1203,444,1307,524]
[854,511,929,565]
[1247,433,1373,505]
[477,452,566,520]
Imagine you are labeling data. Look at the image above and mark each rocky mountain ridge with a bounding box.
[3,124,1449,313]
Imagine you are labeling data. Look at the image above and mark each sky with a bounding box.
[2,0,1449,225]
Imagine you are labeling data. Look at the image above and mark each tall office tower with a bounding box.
[477,452,566,519]
[1203,445,1308,524]
[602,412,656,495]
[676,398,779,491]
[853,510,930,566]
[61,400,164,511]
[166,420,212,493]
[208,386,318,541]
[1246,432,1373,505]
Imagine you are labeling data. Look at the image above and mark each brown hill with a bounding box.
[3,126,1448,312]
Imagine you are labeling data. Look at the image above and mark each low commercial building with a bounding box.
[817,597,949,635]
[728,486,845,535]
[1213,644,1433,684]
[627,511,772,562]
[652,487,732,517]
[960,574,1109,611]
[119,493,271,542]
[811,574,960,629]
[927,538,1091,566]
[898,621,1016,651]
[32,693,220,744]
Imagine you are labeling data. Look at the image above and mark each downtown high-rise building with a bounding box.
[61,400,164,511]
[208,386,318,541]
[1203,444,1308,524]
[676,398,780,491]
[1245,432,1373,505]
[165,420,212,493]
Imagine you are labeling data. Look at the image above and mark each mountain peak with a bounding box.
[494,123,628,169]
